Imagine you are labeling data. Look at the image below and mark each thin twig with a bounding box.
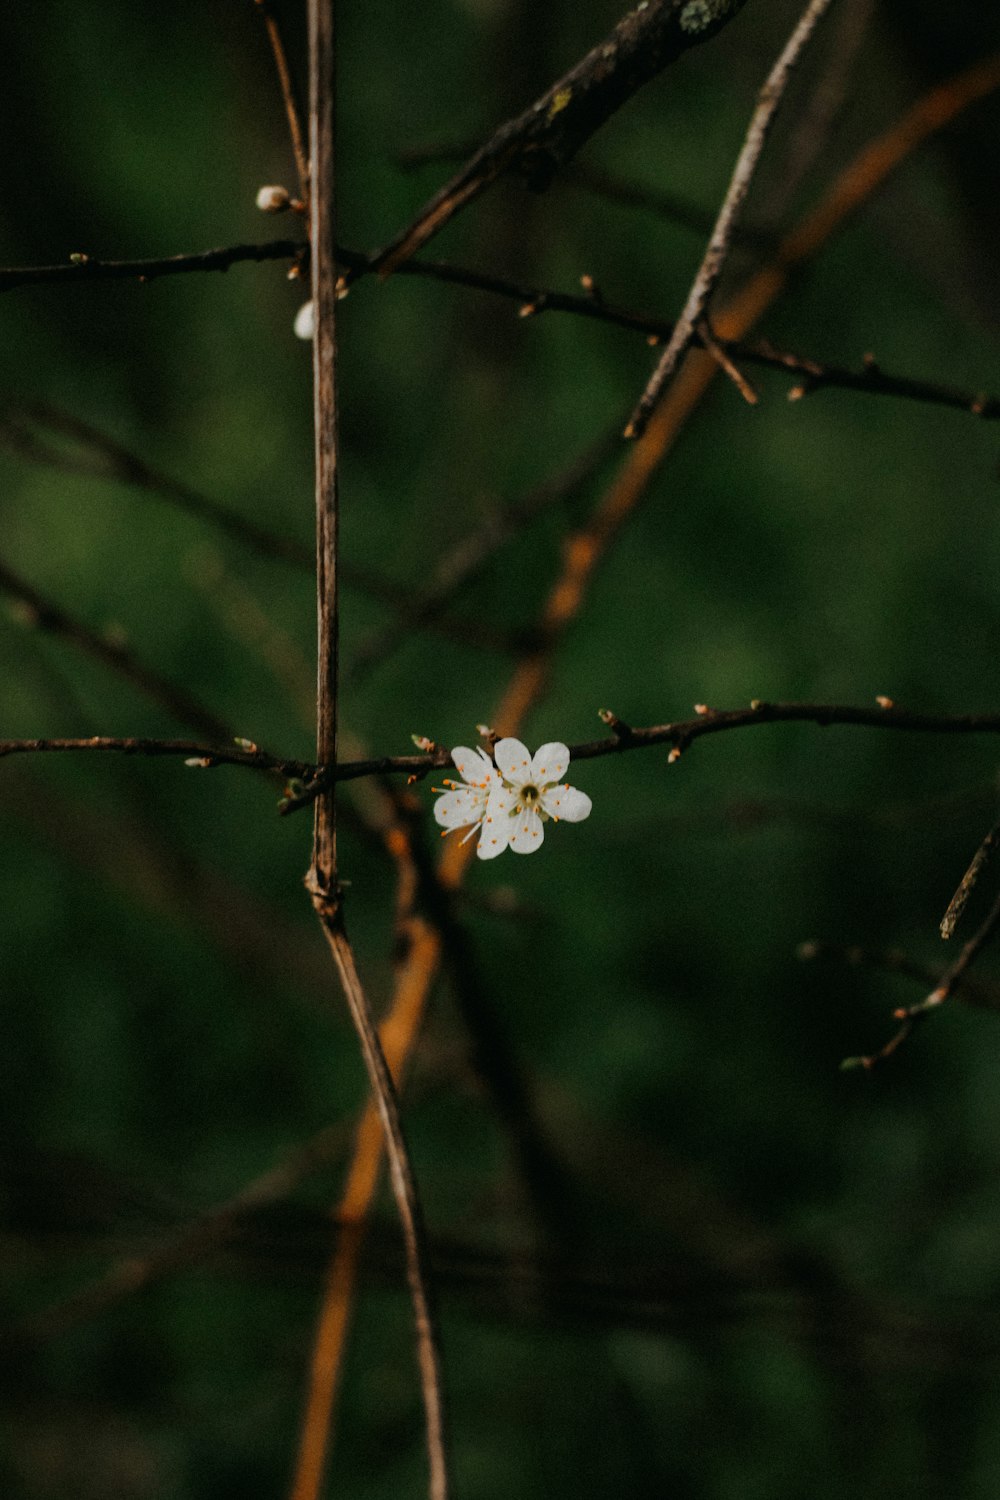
[940,816,1000,940]
[4,245,1000,426]
[298,912,449,1500]
[695,316,759,404]
[0,240,304,292]
[10,699,1000,802]
[297,7,448,1499]
[338,246,1000,424]
[839,891,1000,1068]
[254,0,311,205]
[626,0,836,438]
[0,736,313,775]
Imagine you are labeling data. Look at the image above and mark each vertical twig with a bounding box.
[297,5,449,1500]
[254,0,311,204]
[625,0,837,438]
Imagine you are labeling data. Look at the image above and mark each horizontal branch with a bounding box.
[0,735,314,780]
[0,240,304,293]
[3,238,997,424]
[10,698,1000,811]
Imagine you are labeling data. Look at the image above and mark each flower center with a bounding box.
[520,783,540,806]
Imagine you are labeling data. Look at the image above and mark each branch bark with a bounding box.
[296,7,449,1500]
[371,0,753,276]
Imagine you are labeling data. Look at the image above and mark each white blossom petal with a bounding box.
[434,787,486,829]
[540,784,592,823]
[494,737,533,787]
[451,745,494,787]
[477,818,511,859]
[530,742,569,784]
[509,804,545,854]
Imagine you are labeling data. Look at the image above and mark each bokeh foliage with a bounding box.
[3,1,1000,1496]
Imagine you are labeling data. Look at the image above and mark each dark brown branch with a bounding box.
[3,241,998,426]
[0,736,313,777]
[626,0,836,438]
[0,558,232,742]
[371,0,753,276]
[336,247,1000,424]
[10,699,1000,810]
[298,7,449,1499]
[278,699,1000,814]
[0,240,304,292]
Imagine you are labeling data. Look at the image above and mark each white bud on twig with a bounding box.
[293,300,315,340]
[255,184,291,213]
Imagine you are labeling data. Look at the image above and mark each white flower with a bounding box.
[432,746,502,858]
[294,299,315,340]
[485,738,592,857]
[433,737,592,860]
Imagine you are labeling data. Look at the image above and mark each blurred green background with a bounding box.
[3,1,1000,1496]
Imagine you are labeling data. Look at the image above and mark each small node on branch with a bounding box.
[875,695,894,709]
[694,703,714,716]
[667,746,682,764]
[184,756,214,768]
[410,733,438,753]
[598,708,633,740]
[255,184,291,213]
[579,273,603,304]
[69,252,89,265]
[862,352,880,374]
[476,723,500,748]
[233,736,259,753]
[518,299,544,319]
[646,333,661,348]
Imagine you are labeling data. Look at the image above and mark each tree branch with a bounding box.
[0,240,304,292]
[5,241,1000,425]
[371,0,753,276]
[10,699,1000,806]
[626,0,836,438]
[296,8,449,1500]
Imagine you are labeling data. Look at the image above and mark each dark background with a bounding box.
[3,1,1000,1495]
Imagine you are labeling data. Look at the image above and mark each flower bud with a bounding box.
[293,300,315,340]
[255,184,291,213]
